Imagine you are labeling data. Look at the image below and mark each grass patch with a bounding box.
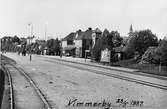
[112,59,167,77]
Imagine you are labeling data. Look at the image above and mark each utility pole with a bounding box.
[44,22,48,56]
[28,23,33,61]
[45,22,48,41]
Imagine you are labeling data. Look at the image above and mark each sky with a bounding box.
[0,0,167,39]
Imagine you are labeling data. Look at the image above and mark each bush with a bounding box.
[140,39,167,65]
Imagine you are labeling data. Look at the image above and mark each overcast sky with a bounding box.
[0,0,167,39]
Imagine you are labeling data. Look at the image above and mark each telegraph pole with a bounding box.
[44,22,48,55]
[45,22,48,41]
[28,23,33,61]
[45,24,46,41]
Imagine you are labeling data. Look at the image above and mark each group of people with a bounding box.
[17,45,32,61]
[17,45,27,56]
[17,44,33,56]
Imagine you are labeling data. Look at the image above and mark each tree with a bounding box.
[46,38,61,55]
[101,29,110,48]
[123,33,137,58]
[110,31,122,47]
[53,38,61,55]
[92,29,122,61]
[140,39,167,65]
[155,39,167,65]
[46,39,55,55]
[1,36,15,52]
[92,35,103,61]
[12,35,20,44]
[135,30,158,55]
[101,30,122,49]
[123,29,158,59]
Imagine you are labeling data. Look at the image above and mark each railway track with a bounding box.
[1,55,53,109]
[46,56,167,81]
[46,59,167,90]
[1,54,167,109]
[1,63,15,109]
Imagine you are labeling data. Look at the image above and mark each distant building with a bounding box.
[74,30,84,57]
[130,24,133,33]
[61,32,76,56]
[92,28,102,48]
[26,36,35,45]
[61,27,102,58]
[74,28,93,58]
[127,24,136,44]
[1,36,13,43]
